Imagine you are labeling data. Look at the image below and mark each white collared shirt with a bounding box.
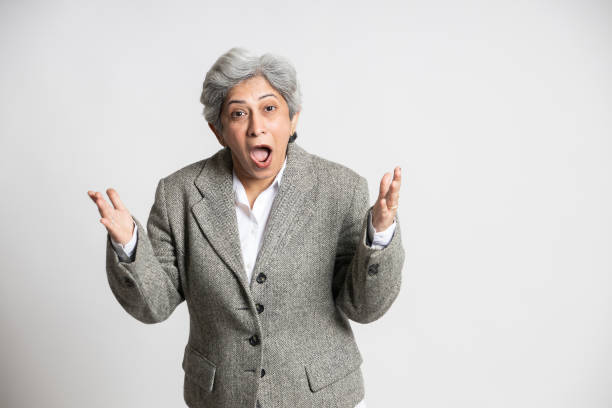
[110,156,396,408]
[232,157,287,282]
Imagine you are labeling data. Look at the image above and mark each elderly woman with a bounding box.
[88,47,404,408]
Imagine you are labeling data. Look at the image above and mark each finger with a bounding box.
[87,190,98,206]
[392,166,401,184]
[93,191,116,220]
[106,188,127,211]
[88,191,107,217]
[88,191,104,218]
[88,190,100,204]
[89,191,121,235]
[385,167,402,209]
[377,172,393,202]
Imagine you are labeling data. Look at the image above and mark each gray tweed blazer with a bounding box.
[105,141,405,408]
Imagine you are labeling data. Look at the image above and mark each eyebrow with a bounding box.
[226,93,279,107]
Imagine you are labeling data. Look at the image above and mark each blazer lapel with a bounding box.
[191,142,316,295]
[192,146,247,290]
[249,143,316,290]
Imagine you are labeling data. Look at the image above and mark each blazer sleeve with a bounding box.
[105,178,185,324]
[332,175,405,324]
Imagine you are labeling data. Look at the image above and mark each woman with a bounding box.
[88,47,404,408]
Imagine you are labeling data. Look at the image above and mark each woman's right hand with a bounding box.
[88,188,135,246]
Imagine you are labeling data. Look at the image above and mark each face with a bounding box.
[209,75,300,188]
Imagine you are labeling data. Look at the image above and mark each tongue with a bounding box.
[252,148,270,162]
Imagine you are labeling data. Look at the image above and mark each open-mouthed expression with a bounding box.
[216,75,299,183]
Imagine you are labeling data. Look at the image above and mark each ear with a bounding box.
[289,111,300,135]
[208,123,225,147]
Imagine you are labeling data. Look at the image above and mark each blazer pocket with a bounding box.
[182,344,216,392]
[304,340,363,393]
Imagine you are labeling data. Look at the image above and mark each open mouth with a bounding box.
[249,144,273,168]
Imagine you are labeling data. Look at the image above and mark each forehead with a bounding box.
[225,75,281,101]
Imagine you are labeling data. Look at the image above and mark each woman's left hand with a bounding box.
[371,166,401,232]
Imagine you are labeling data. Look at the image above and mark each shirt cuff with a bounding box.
[367,210,396,249]
[109,220,138,261]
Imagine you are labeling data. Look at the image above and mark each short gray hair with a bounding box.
[200,47,302,141]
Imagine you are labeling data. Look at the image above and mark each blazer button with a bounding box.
[255,303,264,314]
[260,368,266,377]
[368,263,379,276]
[249,334,260,346]
[256,273,267,284]
[123,277,135,287]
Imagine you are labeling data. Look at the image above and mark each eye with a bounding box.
[230,110,246,118]
[265,105,277,112]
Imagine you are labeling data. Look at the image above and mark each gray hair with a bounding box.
[200,47,302,142]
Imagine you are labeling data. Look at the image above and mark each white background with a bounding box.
[1,0,610,407]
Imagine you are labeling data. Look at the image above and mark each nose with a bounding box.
[247,110,265,137]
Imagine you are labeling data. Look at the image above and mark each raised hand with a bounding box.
[371,166,401,232]
[88,188,135,245]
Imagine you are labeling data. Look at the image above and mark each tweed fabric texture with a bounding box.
[105,142,405,408]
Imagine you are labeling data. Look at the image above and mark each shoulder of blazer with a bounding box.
[309,151,365,192]
[156,148,226,199]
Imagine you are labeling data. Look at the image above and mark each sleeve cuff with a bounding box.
[109,220,138,261]
[367,210,396,249]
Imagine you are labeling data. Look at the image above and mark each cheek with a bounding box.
[221,131,244,149]
[267,118,291,135]
[226,119,247,132]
